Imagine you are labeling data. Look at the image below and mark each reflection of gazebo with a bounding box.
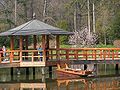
[0,19,73,66]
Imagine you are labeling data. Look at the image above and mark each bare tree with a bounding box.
[43,0,47,22]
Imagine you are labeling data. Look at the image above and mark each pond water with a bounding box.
[0,64,120,90]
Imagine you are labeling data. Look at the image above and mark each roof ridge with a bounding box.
[11,20,34,35]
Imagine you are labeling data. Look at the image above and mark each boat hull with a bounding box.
[56,69,92,78]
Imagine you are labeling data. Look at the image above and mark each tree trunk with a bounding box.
[93,3,95,33]
[43,0,47,22]
[87,0,90,36]
[74,3,77,32]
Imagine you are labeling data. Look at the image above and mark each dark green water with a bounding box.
[0,64,120,90]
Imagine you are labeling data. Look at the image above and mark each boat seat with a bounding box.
[65,68,73,71]
[75,68,81,71]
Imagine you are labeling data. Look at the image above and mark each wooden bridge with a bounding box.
[0,48,120,68]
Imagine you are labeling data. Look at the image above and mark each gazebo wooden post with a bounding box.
[33,35,37,62]
[42,35,46,62]
[10,36,14,63]
[19,35,23,62]
[56,35,60,60]
[25,36,28,60]
[41,35,46,75]
[46,35,49,60]
[46,35,52,77]
[25,36,28,50]
[33,35,37,49]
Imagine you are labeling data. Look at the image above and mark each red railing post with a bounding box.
[10,51,13,63]
[32,51,34,62]
[74,50,78,60]
[94,50,96,60]
[85,50,87,60]
[103,50,106,60]
[112,50,114,60]
[100,50,103,59]
[66,50,69,60]
[116,50,118,58]
[56,48,60,60]
[108,50,110,58]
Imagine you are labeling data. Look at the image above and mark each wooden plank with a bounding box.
[0,63,20,68]
[20,61,45,67]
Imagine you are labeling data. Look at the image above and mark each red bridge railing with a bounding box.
[0,48,120,64]
[49,48,120,60]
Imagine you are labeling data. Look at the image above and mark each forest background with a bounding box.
[0,0,120,48]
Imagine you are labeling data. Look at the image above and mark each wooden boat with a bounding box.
[56,63,93,78]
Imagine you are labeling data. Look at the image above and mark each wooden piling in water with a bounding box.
[33,67,35,79]
[49,66,52,78]
[115,64,119,70]
[26,67,29,80]
[11,67,13,80]
[11,67,13,76]
[26,67,29,75]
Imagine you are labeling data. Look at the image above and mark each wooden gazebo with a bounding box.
[0,19,73,67]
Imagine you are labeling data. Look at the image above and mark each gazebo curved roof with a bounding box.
[0,19,73,36]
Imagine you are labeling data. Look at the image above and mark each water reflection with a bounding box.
[47,76,120,90]
[0,83,46,90]
[0,76,120,90]
[0,65,120,90]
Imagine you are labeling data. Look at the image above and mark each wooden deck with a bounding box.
[0,48,120,67]
[0,61,45,68]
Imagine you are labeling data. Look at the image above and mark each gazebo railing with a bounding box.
[0,50,44,63]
